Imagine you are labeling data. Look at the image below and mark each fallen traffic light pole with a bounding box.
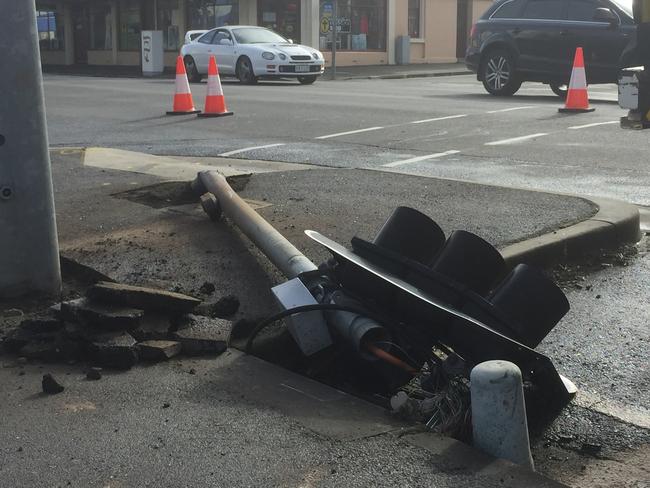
[192,170,576,430]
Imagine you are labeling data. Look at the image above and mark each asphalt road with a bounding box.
[37,74,650,485]
[44,73,650,206]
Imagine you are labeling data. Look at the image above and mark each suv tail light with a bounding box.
[470,23,477,40]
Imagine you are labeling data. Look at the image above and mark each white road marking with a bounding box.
[568,120,618,130]
[315,126,384,139]
[219,143,285,156]
[383,150,461,168]
[485,133,548,146]
[486,106,536,114]
[410,114,468,124]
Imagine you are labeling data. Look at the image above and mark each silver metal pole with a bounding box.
[331,0,337,80]
[196,171,318,279]
[0,0,61,297]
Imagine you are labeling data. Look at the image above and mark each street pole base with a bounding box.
[558,107,596,113]
[197,111,234,118]
[166,110,201,115]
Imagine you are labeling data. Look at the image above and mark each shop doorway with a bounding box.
[257,0,300,42]
[456,0,471,59]
[71,5,89,64]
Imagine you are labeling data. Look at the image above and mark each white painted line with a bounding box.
[219,143,285,157]
[315,126,384,139]
[410,114,468,124]
[383,150,460,168]
[485,133,548,146]
[568,120,618,130]
[486,106,536,114]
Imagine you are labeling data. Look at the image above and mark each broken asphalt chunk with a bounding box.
[86,367,102,380]
[42,374,64,394]
[172,314,231,356]
[89,331,138,370]
[195,295,240,319]
[18,337,81,362]
[137,340,182,361]
[199,282,216,295]
[130,314,174,342]
[61,298,143,331]
[88,281,201,314]
[20,314,63,334]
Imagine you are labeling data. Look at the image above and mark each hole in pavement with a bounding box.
[112,175,250,209]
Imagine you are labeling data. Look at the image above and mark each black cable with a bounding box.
[245,303,395,354]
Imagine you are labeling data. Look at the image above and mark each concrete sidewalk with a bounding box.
[323,62,471,80]
[0,147,640,487]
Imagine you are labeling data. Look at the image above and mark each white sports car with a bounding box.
[180,25,325,85]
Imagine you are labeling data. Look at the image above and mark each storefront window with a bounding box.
[36,5,65,51]
[319,0,386,52]
[90,3,113,50]
[258,0,300,42]
[408,0,422,38]
[188,0,239,30]
[158,0,182,51]
[119,0,142,51]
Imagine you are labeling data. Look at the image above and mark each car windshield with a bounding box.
[232,27,288,44]
[610,0,633,16]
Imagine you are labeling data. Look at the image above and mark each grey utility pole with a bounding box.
[331,0,337,80]
[0,0,61,297]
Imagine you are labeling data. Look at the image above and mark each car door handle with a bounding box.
[512,28,521,34]
[560,30,570,36]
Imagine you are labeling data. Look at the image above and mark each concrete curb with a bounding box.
[368,165,641,269]
[501,196,641,268]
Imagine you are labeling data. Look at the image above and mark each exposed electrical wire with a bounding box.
[245,303,395,354]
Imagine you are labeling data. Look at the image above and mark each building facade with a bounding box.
[36,0,492,68]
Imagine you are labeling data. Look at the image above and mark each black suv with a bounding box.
[465,0,635,96]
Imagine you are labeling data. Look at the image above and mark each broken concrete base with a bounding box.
[89,331,138,369]
[172,314,231,356]
[61,298,143,331]
[194,295,241,318]
[137,340,182,361]
[130,314,174,342]
[88,281,201,313]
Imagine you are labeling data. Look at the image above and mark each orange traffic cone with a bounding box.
[559,47,595,113]
[167,56,201,115]
[198,56,233,118]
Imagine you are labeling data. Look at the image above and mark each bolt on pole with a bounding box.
[0,0,61,297]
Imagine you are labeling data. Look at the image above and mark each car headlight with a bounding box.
[312,52,321,60]
[278,53,287,60]
[262,52,275,60]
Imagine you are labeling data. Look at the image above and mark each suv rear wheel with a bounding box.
[550,83,568,99]
[481,49,522,96]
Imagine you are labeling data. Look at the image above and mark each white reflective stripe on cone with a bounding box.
[207,75,223,96]
[568,67,587,90]
[175,74,191,95]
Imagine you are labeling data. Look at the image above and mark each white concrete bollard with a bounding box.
[470,360,535,470]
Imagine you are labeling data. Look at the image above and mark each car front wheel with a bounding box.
[184,56,200,83]
[297,76,317,85]
[481,49,522,96]
[236,57,258,85]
